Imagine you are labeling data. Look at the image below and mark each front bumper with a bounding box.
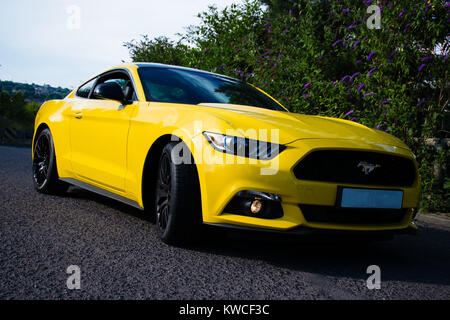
[193,136,421,233]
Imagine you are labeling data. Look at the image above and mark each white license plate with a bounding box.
[338,188,403,209]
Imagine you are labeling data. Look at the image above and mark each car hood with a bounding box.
[198,103,409,149]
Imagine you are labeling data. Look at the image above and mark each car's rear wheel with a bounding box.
[32,128,69,194]
[155,142,201,245]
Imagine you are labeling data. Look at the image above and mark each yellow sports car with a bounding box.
[33,63,420,244]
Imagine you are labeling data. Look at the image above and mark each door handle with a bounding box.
[74,112,83,119]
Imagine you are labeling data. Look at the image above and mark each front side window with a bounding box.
[93,71,137,101]
[76,78,96,98]
[137,67,286,112]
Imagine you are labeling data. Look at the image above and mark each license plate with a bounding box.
[338,187,403,209]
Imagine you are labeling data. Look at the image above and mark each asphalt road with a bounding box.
[0,145,449,300]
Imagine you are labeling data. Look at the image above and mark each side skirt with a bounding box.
[60,177,144,210]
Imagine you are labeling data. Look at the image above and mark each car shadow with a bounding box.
[64,186,450,287]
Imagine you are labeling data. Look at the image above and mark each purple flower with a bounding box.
[355,59,362,65]
[342,8,351,13]
[358,83,365,92]
[302,94,309,98]
[421,55,433,62]
[248,72,255,77]
[364,92,375,97]
[389,51,396,58]
[345,110,354,117]
[350,72,361,82]
[363,0,373,4]
[368,51,376,60]
[332,81,338,86]
[384,129,390,133]
[350,117,357,121]
[332,39,343,47]
[341,75,350,82]
[316,56,323,61]
[418,64,427,71]
[303,82,312,88]
[353,41,360,48]
[376,125,381,130]
[347,24,356,29]
[425,3,432,12]
[398,9,408,17]
[403,23,412,33]
[368,68,376,76]
[381,100,390,105]
[416,98,426,107]
[234,70,242,74]
[283,29,288,33]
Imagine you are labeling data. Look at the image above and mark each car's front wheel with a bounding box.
[155,142,201,245]
[32,128,69,194]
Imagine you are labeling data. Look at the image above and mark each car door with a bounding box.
[69,70,137,192]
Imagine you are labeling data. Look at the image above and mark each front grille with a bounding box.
[293,150,416,187]
[300,205,407,225]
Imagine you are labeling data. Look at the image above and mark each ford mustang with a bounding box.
[33,63,420,244]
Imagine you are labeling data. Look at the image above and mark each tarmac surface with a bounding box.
[0,145,449,299]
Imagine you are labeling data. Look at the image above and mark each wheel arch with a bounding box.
[32,123,50,157]
[141,134,202,219]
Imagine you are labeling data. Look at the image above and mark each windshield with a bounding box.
[137,67,287,112]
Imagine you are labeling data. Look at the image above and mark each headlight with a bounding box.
[203,131,285,160]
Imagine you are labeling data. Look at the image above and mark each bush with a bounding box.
[125,0,449,212]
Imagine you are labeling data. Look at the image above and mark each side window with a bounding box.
[94,71,137,101]
[76,78,96,98]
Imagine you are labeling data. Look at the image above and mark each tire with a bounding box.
[32,128,69,195]
[155,142,202,245]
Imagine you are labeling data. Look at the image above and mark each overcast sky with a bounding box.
[0,0,241,89]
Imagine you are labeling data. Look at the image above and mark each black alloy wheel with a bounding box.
[154,142,202,245]
[32,128,69,194]
[33,133,51,188]
[156,151,172,233]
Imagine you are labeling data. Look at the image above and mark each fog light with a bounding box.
[250,199,263,214]
[223,190,283,219]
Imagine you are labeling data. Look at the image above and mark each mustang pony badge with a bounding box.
[357,161,381,175]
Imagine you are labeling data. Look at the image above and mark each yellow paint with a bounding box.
[34,63,420,233]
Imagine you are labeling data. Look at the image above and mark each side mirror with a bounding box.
[93,82,125,104]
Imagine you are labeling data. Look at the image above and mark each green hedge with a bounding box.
[125,0,449,212]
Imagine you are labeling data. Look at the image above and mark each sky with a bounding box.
[0,0,241,89]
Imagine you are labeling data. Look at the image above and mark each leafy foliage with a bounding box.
[0,80,70,103]
[127,0,449,211]
[0,91,40,130]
